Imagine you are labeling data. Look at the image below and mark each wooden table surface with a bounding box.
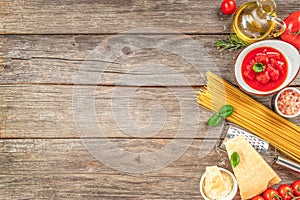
[0,0,299,199]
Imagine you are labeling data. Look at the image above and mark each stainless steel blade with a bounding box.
[219,123,269,155]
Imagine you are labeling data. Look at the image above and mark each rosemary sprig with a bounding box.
[215,34,249,51]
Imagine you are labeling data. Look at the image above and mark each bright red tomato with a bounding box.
[280,11,300,50]
[251,195,265,200]
[263,188,281,200]
[221,0,236,15]
[292,180,300,196]
[278,184,293,200]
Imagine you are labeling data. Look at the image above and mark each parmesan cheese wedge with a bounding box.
[224,136,281,200]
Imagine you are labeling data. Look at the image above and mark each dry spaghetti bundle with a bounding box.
[197,71,300,163]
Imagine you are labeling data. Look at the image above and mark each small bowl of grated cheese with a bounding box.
[199,166,238,200]
[274,87,300,118]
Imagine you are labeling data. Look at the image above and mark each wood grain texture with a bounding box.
[0,85,202,138]
[1,35,299,86]
[1,85,297,139]
[0,139,299,199]
[0,139,216,175]
[0,139,218,199]
[0,0,298,34]
[0,34,242,86]
[0,0,299,199]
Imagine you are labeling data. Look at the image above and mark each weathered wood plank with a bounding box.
[0,139,221,199]
[0,138,298,199]
[0,174,210,199]
[0,85,208,138]
[0,85,299,139]
[0,0,298,34]
[0,139,215,175]
[1,35,299,86]
[0,34,237,86]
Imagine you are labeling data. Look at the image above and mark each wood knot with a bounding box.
[135,155,141,163]
[0,64,10,71]
[122,46,132,55]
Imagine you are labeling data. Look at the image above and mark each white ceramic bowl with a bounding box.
[274,87,300,118]
[199,167,238,200]
[234,40,300,96]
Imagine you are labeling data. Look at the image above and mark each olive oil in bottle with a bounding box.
[232,0,285,43]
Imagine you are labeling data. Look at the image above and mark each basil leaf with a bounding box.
[252,62,265,73]
[230,151,240,168]
[218,105,234,118]
[207,114,222,126]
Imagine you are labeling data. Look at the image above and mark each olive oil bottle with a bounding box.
[232,0,286,43]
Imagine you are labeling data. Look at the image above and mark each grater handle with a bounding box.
[275,156,300,174]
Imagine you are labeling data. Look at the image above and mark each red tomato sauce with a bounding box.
[241,47,288,91]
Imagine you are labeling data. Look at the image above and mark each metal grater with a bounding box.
[218,123,269,155]
[218,122,300,174]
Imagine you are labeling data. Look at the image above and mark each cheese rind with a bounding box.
[225,136,281,200]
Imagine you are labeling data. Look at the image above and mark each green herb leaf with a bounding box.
[252,62,265,73]
[207,114,222,126]
[215,34,249,51]
[230,151,240,168]
[218,105,234,118]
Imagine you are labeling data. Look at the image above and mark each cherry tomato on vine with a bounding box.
[221,0,237,15]
[251,195,265,200]
[292,180,300,196]
[263,188,281,200]
[278,184,293,200]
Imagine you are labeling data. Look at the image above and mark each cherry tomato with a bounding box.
[278,184,293,200]
[263,188,281,200]
[251,195,265,200]
[292,180,300,196]
[221,0,236,15]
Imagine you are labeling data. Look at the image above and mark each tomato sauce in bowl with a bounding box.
[241,47,288,92]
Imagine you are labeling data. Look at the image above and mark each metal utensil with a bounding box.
[218,123,300,174]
